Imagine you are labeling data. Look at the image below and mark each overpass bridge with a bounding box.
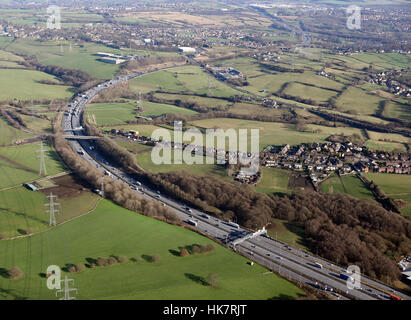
[231,227,267,248]
[63,135,101,140]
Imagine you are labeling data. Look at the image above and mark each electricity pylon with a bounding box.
[37,142,48,176]
[45,192,60,227]
[56,275,77,300]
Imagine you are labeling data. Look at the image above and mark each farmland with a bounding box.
[189,118,365,151]
[0,141,66,189]
[0,117,34,146]
[320,174,375,200]
[363,173,411,217]
[255,168,292,195]
[135,150,231,182]
[335,87,383,115]
[129,65,242,97]
[0,69,74,101]
[0,199,304,300]
[0,175,100,238]
[86,100,197,126]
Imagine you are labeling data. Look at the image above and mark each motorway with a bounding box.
[62,68,410,301]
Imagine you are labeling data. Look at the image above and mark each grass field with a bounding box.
[363,173,411,217]
[153,93,232,110]
[335,87,383,115]
[0,199,305,300]
[384,100,411,121]
[283,82,338,104]
[189,118,365,151]
[86,100,197,125]
[0,142,66,189]
[130,65,241,97]
[244,70,344,96]
[135,148,232,182]
[255,168,291,195]
[364,140,407,153]
[267,219,309,251]
[0,117,34,146]
[6,39,133,79]
[0,69,74,101]
[0,180,100,238]
[320,174,375,199]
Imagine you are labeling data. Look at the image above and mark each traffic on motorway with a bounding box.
[62,68,410,301]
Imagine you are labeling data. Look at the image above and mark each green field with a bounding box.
[0,69,74,101]
[86,101,196,125]
[189,118,365,151]
[130,65,241,97]
[136,148,232,182]
[283,82,338,104]
[384,100,411,121]
[256,168,291,195]
[267,219,309,251]
[153,93,232,110]
[363,173,411,217]
[0,185,100,238]
[6,39,127,79]
[320,174,375,199]
[0,117,34,146]
[335,87,383,115]
[0,199,304,300]
[364,140,407,153]
[0,142,66,189]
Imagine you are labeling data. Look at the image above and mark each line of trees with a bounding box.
[52,110,179,224]
[21,55,94,87]
[80,113,410,284]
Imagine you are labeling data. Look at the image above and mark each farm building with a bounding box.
[24,183,38,191]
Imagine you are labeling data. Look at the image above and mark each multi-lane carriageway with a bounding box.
[62,69,410,301]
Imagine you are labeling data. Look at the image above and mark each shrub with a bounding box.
[75,263,86,273]
[8,266,24,280]
[68,265,77,273]
[204,244,216,252]
[180,248,190,257]
[207,273,219,288]
[192,245,201,254]
[151,254,162,263]
[96,257,109,267]
[108,256,118,265]
[118,255,128,263]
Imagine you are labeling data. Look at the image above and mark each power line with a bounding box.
[56,275,77,300]
[37,142,48,176]
[45,192,60,227]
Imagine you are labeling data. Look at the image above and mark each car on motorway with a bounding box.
[156,195,161,199]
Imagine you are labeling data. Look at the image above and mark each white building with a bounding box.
[178,47,196,54]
